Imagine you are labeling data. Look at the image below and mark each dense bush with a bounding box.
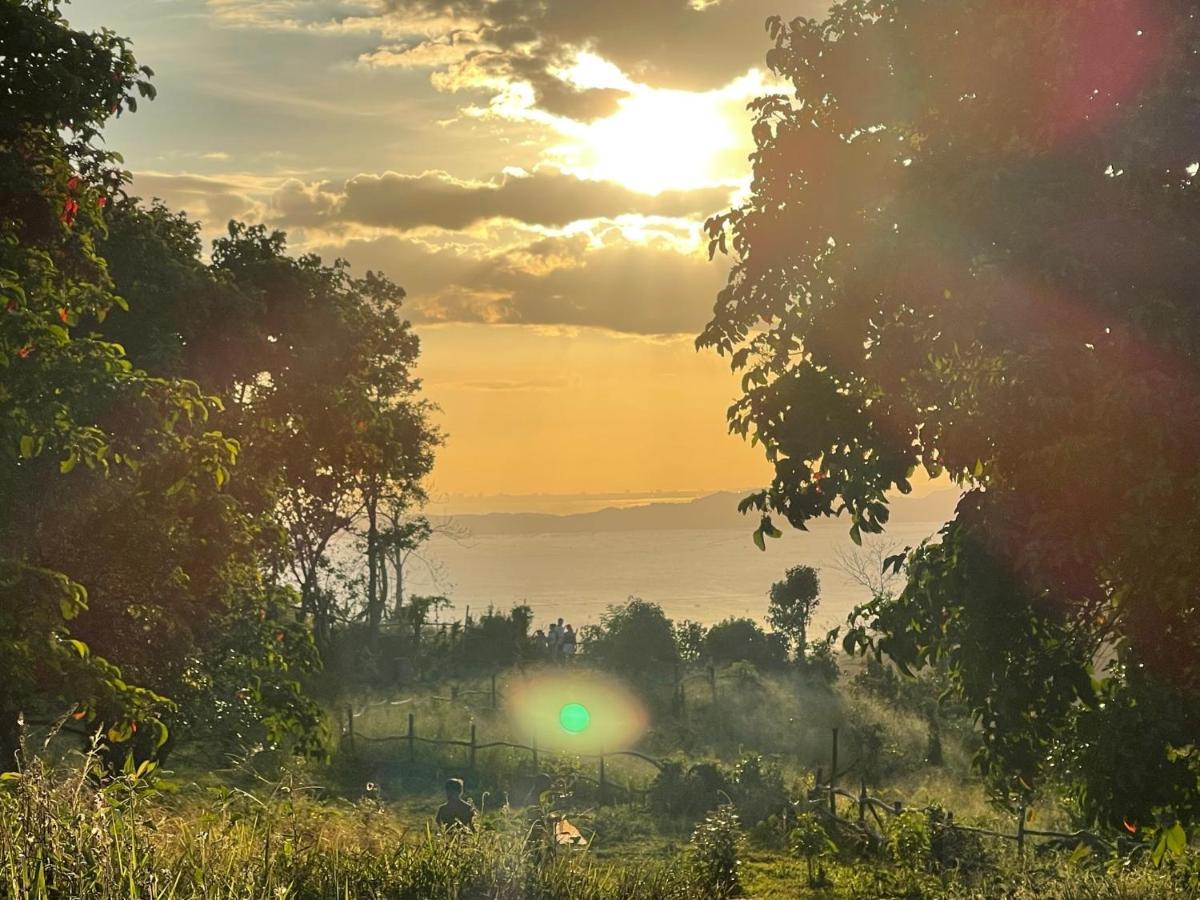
[704,617,787,669]
[581,598,678,673]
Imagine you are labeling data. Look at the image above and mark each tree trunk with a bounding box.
[365,491,382,639]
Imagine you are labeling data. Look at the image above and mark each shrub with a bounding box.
[789,811,836,885]
[581,598,678,673]
[705,618,787,669]
[888,809,933,871]
[690,804,743,899]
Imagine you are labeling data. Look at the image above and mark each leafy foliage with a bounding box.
[0,1,439,766]
[689,804,743,899]
[704,617,787,669]
[702,0,1200,825]
[581,597,679,671]
[768,564,820,658]
[0,0,232,765]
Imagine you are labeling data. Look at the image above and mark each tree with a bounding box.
[704,618,786,670]
[581,598,678,672]
[100,207,441,651]
[0,0,238,765]
[701,0,1200,826]
[673,619,706,662]
[767,565,820,660]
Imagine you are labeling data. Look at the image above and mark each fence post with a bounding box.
[707,665,717,705]
[490,673,497,710]
[469,723,477,772]
[859,778,867,826]
[829,728,839,815]
[599,752,607,807]
[1017,805,1026,860]
[346,705,355,754]
[407,712,415,764]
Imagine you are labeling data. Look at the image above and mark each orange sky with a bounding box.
[417,324,773,499]
[73,0,829,509]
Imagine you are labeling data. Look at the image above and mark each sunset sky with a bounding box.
[73,0,828,510]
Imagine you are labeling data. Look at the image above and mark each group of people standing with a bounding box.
[533,617,577,661]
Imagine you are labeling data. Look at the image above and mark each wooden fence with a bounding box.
[342,678,1115,856]
[810,728,1116,858]
[343,708,663,804]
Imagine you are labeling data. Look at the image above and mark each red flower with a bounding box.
[16,345,32,359]
[97,196,108,208]
[4,300,17,314]
[58,308,69,323]
[276,631,286,643]
[1123,818,1138,834]
[60,197,79,226]
[71,710,87,721]
[355,419,367,432]
[130,721,138,734]
[65,176,80,191]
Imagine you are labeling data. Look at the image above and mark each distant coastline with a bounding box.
[434,488,961,537]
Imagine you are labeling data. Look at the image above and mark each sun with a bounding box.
[545,54,760,195]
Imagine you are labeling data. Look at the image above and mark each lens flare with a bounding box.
[559,702,590,734]
[507,669,647,753]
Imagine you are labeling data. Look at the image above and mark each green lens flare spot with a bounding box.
[559,703,590,734]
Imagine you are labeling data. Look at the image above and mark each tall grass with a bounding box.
[0,739,701,899]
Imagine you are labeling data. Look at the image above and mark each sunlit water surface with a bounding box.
[401,522,944,633]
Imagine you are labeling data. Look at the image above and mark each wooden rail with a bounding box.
[813,778,1116,857]
[344,709,663,804]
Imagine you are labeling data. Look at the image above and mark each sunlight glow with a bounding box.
[545,55,764,194]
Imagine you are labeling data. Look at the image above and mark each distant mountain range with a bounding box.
[438,488,960,536]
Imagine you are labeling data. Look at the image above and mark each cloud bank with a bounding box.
[270,169,732,232]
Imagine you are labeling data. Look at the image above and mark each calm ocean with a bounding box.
[400,521,945,633]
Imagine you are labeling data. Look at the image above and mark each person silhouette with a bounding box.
[435,777,476,832]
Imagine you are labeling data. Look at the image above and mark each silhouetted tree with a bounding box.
[704,618,786,670]
[702,0,1200,828]
[582,598,678,672]
[767,565,820,661]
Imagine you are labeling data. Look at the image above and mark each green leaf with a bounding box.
[849,524,862,546]
[752,528,766,552]
[1165,822,1186,854]
[67,639,89,658]
[154,720,170,750]
[1151,832,1168,866]
[19,435,34,459]
[59,452,77,474]
[1068,842,1092,864]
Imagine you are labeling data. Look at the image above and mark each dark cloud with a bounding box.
[502,54,629,121]
[271,169,732,232]
[364,0,828,118]
[128,173,264,228]
[316,231,730,335]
